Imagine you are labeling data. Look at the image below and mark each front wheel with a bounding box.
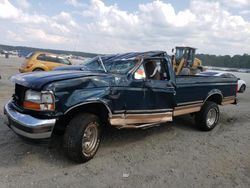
[195,101,220,131]
[63,113,101,163]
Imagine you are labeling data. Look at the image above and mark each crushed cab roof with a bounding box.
[102,51,167,62]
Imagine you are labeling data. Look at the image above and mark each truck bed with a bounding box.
[175,75,237,105]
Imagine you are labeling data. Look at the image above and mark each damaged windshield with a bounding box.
[82,56,106,72]
[82,56,138,74]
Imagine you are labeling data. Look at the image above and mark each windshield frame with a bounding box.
[82,55,140,75]
[98,56,107,72]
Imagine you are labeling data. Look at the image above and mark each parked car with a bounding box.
[19,51,72,73]
[53,54,116,71]
[4,51,237,163]
[197,71,246,93]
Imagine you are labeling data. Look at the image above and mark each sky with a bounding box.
[0,0,250,55]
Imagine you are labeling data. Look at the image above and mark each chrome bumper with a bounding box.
[4,102,56,139]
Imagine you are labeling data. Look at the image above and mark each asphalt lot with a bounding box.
[0,56,249,188]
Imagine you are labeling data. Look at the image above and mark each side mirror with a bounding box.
[172,48,174,53]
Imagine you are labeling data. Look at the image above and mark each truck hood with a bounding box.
[11,70,109,90]
[53,65,84,71]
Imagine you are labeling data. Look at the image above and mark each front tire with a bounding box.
[195,101,220,131]
[63,113,101,163]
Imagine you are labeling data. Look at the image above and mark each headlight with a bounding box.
[25,90,41,103]
[23,90,55,111]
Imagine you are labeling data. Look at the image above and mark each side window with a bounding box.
[45,55,60,63]
[37,54,46,61]
[134,64,146,80]
[46,56,58,63]
[144,59,169,80]
[58,58,71,65]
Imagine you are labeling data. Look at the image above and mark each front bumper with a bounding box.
[4,101,56,139]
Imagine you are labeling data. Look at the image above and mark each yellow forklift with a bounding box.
[172,46,202,75]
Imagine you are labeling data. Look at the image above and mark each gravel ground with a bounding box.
[0,56,249,188]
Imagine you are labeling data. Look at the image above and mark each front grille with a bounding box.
[13,84,27,107]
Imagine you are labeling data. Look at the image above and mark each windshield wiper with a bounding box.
[98,56,107,73]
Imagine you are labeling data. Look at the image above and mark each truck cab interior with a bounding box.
[144,59,169,80]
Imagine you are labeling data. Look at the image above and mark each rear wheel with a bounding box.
[195,101,220,131]
[239,84,246,93]
[33,68,44,72]
[63,113,101,163]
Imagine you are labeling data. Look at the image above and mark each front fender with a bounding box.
[44,76,113,114]
[64,100,112,115]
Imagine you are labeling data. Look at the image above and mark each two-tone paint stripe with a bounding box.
[108,96,236,129]
[110,111,173,129]
[221,96,236,105]
[173,100,203,117]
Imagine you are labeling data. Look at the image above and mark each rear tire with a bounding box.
[63,113,101,163]
[239,84,246,93]
[33,68,44,72]
[195,101,220,131]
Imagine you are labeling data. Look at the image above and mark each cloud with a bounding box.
[16,0,30,10]
[138,0,196,27]
[53,11,78,28]
[0,0,19,19]
[78,0,250,55]
[7,30,24,42]
[0,0,250,55]
[24,28,67,43]
[66,0,87,8]
[66,0,80,6]
[223,0,250,8]
[0,0,78,46]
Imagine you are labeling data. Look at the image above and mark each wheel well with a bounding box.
[55,103,110,132]
[204,94,222,105]
[33,68,44,71]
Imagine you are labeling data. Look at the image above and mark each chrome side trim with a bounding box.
[173,103,202,116]
[114,122,162,129]
[110,112,173,128]
[64,100,112,115]
[177,100,203,106]
[113,108,173,114]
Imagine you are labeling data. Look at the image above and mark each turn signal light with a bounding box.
[23,101,41,110]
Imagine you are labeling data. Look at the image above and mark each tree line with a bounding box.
[196,54,250,69]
